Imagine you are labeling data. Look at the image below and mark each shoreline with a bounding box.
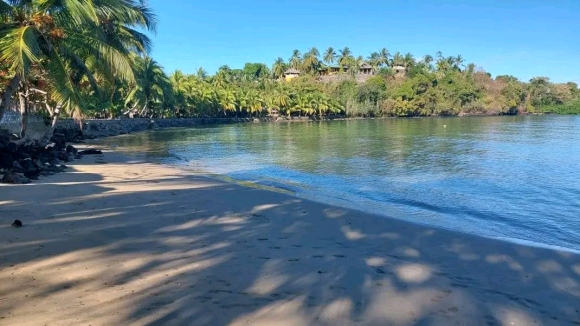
[98,139,580,256]
[1,148,580,325]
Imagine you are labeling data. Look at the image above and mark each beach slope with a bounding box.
[1,150,579,325]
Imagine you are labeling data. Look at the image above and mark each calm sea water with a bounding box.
[101,116,580,252]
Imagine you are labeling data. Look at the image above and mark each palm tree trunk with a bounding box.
[0,74,22,123]
[38,105,61,147]
[18,88,29,138]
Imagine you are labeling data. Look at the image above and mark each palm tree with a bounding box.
[453,55,465,71]
[403,52,415,68]
[289,49,302,69]
[323,47,336,65]
[390,52,404,67]
[338,47,353,71]
[196,67,208,80]
[302,47,320,74]
[378,48,390,67]
[272,57,286,79]
[0,0,156,139]
[368,52,380,70]
[125,55,172,118]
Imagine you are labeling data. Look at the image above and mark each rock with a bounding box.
[2,172,30,184]
[12,160,24,171]
[11,219,23,228]
[77,149,102,155]
[65,145,77,154]
[0,153,14,169]
[60,164,68,169]
[24,169,40,180]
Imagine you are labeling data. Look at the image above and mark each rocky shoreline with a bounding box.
[53,115,343,142]
[0,115,344,184]
[0,129,101,184]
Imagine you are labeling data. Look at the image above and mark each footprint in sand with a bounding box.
[332,254,346,258]
[288,258,300,262]
[257,238,268,241]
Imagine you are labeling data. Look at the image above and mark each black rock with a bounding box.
[65,145,78,154]
[78,149,102,155]
[5,142,17,154]
[12,160,24,172]
[11,219,23,228]
[2,172,30,184]
[0,153,14,169]
[24,169,40,180]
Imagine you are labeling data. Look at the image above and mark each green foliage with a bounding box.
[537,100,580,115]
[242,63,269,79]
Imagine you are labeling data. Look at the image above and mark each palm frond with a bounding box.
[41,0,99,28]
[65,29,135,83]
[0,26,41,75]
[44,42,85,114]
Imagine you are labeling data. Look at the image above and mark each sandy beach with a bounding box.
[1,148,579,326]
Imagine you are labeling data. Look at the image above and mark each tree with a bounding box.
[125,55,172,118]
[323,47,336,65]
[378,48,390,67]
[338,47,352,71]
[0,0,156,139]
[289,49,302,69]
[302,47,320,74]
[196,67,208,80]
[272,57,286,79]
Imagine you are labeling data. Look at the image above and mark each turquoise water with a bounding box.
[103,116,580,252]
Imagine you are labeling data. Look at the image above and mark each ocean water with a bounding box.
[101,116,580,252]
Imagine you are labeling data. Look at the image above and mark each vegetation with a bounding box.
[0,2,579,136]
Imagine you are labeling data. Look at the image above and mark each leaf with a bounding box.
[0,26,41,76]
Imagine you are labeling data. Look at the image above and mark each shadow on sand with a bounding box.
[1,156,579,325]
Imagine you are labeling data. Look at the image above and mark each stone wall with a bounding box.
[1,112,344,142]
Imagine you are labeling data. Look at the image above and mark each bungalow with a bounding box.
[393,65,406,75]
[283,68,301,81]
[359,63,373,75]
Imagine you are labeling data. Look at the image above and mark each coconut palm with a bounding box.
[323,47,336,65]
[368,52,380,70]
[196,67,208,80]
[289,49,302,69]
[302,47,320,74]
[272,57,286,79]
[390,52,404,67]
[0,0,156,138]
[378,48,390,67]
[125,55,172,118]
[338,47,353,71]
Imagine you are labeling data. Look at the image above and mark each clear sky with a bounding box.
[146,0,580,83]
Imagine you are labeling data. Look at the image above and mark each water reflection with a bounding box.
[99,116,580,251]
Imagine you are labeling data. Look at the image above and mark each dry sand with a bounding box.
[1,148,580,326]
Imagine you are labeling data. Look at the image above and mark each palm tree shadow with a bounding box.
[0,167,579,325]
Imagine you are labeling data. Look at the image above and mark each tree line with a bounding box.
[1,2,579,141]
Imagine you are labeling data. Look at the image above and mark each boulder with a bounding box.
[0,153,14,169]
[2,172,30,184]
[66,144,78,154]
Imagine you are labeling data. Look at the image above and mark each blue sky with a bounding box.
[146,0,580,83]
